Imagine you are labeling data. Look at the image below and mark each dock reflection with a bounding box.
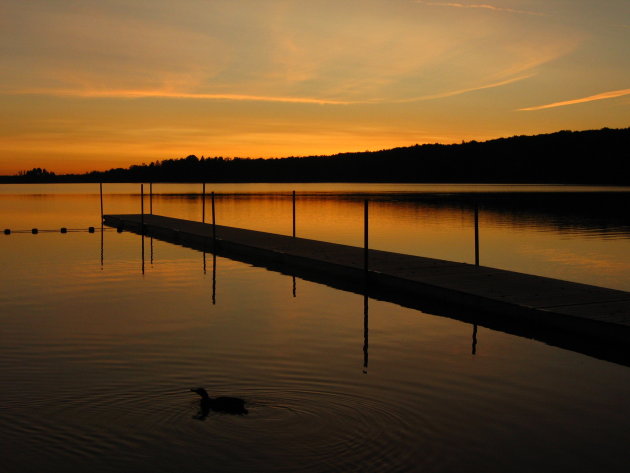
[114,224,630,368]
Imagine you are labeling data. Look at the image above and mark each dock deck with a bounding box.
[104,214,630,344]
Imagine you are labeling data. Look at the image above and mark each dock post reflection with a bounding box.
[474,204,480,266]
[100,223,104,269]
[202,183,206,223]
[363,293,369,374]
[292,276,296,298]
[212,252,217,305]
[149,182,153,215]
[472,323,478,355]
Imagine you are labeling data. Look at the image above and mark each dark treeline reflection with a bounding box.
[151,190,630,236]
[371,191,630,236]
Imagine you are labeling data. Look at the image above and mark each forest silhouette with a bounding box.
[3,127,629,184]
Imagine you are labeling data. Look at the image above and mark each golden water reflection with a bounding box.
[1,185,630,291]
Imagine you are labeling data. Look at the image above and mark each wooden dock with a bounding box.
[104,214,630,348]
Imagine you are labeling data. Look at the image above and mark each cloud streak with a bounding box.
[4,74,532,106]
[396,74,534,103]
[519,88,630,111]
[5,88,354,105]
[416,1,545,16]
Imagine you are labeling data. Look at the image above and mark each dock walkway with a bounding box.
[104,214,630,342]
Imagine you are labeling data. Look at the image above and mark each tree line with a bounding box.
[3,127,629,184]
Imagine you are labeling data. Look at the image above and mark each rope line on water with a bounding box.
[3,226,116,235]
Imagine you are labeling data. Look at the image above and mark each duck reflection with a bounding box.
[190,387,248,419]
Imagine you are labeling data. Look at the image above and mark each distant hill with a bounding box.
[3,127,629,185]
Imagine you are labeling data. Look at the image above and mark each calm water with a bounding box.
[1,183,630,472]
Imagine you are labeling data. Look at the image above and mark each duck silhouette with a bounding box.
[190,387,248,419]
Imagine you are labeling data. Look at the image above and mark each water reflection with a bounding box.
[146,190,630,237]
[3,185,630,291]
[153,191,630,291]
[118,223,629,368]
[3,217,630,473]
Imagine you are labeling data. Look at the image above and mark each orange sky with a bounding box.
[0,0,628,174]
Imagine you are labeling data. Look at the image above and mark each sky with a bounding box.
[0,0,628,174]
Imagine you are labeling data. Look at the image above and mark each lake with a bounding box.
[1,183,629,472]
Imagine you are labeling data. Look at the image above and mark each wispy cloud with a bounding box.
[4,74,532,105]
[415,1,545,16]
[4,88,354,105]
[519,88,630,111]
[394,74,533,103]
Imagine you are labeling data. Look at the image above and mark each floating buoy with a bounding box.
[60,227,67,233]
[3,229,10,235]
[88,227,95,233]
[32,228,38,234]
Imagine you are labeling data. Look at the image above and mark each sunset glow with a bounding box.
[1,0,628,174]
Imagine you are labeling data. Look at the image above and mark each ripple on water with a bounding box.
[176,387,442,473]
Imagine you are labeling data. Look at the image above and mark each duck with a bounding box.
[190,387,248,416]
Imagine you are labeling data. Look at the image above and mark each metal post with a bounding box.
[364,200,369,274]
[211,191,216,241]
[99,182,104,222]
[141,184,145,233]
[202,182,206,223]
[292,190,296,238]
[474,204,479,266]
[149,182,153,215]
